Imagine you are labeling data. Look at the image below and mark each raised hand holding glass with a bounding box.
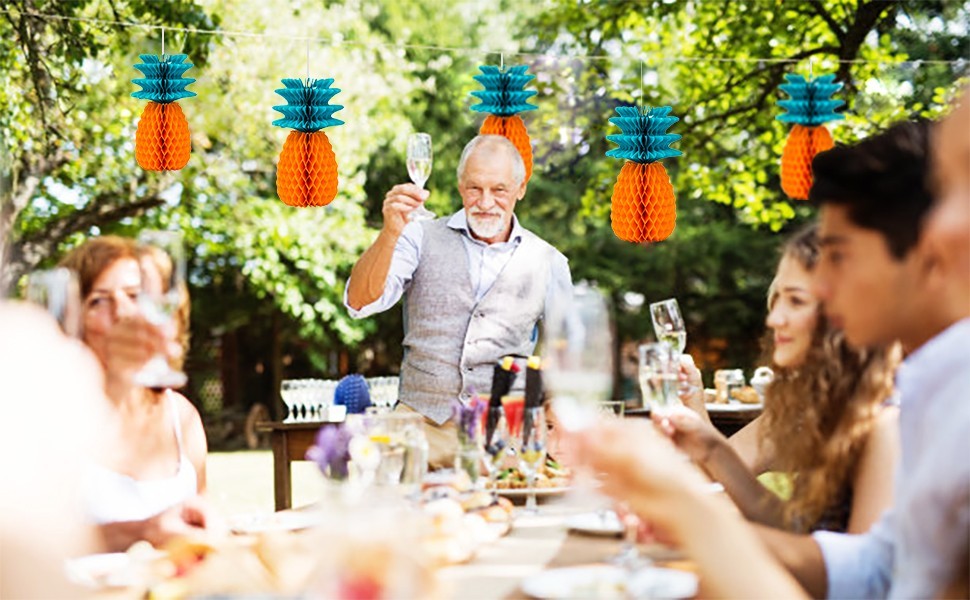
[134,231,187,389]
[406,133,435,222]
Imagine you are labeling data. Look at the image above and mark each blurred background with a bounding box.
[2,0,967,449]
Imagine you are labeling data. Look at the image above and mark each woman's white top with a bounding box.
[85,393,197,524]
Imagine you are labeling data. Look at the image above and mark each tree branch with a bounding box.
[809,0,847,44]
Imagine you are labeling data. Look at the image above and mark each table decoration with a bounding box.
[131,53,195,171]
[454,394,487,485]
[334,373,372,414]
[777,73,844,200]
[470,64,537,181]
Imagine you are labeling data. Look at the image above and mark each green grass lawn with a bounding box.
[206,450,327,516]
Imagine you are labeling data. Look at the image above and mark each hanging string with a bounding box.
[3,7,966,68]
[161,26,165,57]
[809,56,814,79]
[500,52,504,70]
[639,60,644,111]
[306,34,310,83]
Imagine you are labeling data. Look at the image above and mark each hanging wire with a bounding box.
[500,52,504,70]
[306,34,310,83]
[639,59,644,111]
[161,26,165,57]
[2,8,965,68]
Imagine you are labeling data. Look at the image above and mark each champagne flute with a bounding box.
[638,342,682,417]
[24,267,82,337]
[650,298,699,400]
[134,230,188,389]
[649,298,686,353]
[542,282,614,432]
[406,133,435,222]
[483,408,512,496]
[518,406,547,513]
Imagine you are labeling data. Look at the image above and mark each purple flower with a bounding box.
[306,424,353,480]
[453,392,487,445]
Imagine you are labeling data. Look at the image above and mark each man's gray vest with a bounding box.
[400,219,556,424]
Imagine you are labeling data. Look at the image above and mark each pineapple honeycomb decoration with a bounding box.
[272,78,344,207]
[606,106,682,243]
[777,73,844,200]
[470,64,537,181]
[131,54,196,171]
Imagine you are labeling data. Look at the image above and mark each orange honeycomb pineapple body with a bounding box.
[611,162,676,243]
[780,124,834,201]
[480,114,533,181]
[135,102,191,171]
[277,131,338,207]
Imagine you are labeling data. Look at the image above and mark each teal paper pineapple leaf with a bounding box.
[272,78,345,133]
[470,65,538,117]
[777,74,845,127]
[131,54,196,104]
[606,106,682,163]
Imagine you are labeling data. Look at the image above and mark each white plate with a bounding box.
[705,402,763,412]
[65,553,140,589]
[493,486,571,499]
[521,564,698,599]
[228,510,322,534]
[565,510,624,536]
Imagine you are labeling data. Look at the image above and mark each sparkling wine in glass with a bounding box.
[25,267,82,337]
[134,230,187,389]
[649,298,686,353]
[406,133,435,222]
[638,342,682,416]
[518,406,547,513]
[542,282,614,432]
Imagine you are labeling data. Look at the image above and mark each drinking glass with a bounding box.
[406,133,435,222]
[482,407,513,495]
[649,298,686,353]
[281,379,300,422]
[650,298,701,401]
[638,342,682,416]
[541,282,614,432]
[518,406,547,513]
[24,267,81,337]
[361,411,427,495]
[134,230,187,389]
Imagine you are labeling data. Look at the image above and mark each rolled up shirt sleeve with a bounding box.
[813,511,894,600]
[344,222,423,319]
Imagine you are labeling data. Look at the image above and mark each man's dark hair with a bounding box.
[809,120,933,259]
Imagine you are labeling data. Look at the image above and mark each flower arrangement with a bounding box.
[454,393,487,447]
[306,424,353,480]
[454,393,487,483]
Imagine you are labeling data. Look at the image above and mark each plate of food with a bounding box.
[521,564,697,599]
[228,510,322,535]
[705,401,763,412]
[487,458,571,497]
[65,542,168,590]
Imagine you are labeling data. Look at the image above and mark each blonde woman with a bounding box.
[659,225,900,533]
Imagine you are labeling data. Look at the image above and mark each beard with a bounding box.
[467,212,507,240]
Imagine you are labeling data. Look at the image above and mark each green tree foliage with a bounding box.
[1,0,966,412]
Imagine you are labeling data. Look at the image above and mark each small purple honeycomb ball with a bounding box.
[334,374,371,414]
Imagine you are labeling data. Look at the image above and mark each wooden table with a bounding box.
[254,420,332,511]
[440,502,699,599]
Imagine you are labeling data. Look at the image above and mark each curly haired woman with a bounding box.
[659,225,900,533]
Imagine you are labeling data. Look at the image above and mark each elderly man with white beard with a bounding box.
[345,135,572,468]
